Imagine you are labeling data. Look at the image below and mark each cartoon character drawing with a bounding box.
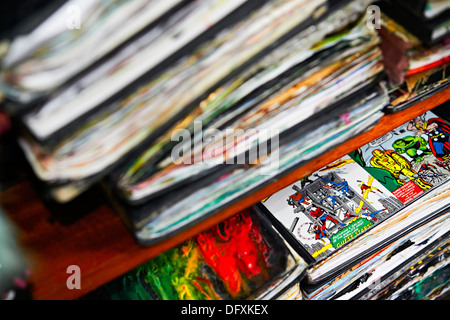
[320,191,341,209]
[314,173,354,198]
[344,211,359,219]
[392,136,432,162]
[435,160,450,172]
[349,149,403,192]
[419,163,438,173]
[417,163,446,184]
[357,180,383,195]
[309,206,346,226]
[407,115,450,161]
[307,206,345,241]
[287,192,310,207]
[370,149,432,191]
[310,224,327,241]
[361,207,387,222]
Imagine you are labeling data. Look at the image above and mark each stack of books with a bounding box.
[1,0,449,301]
[0,0,391,245]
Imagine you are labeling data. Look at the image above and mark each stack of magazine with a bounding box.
[377,0,449,112]
[104,0,388,244]
[0,0,392,244]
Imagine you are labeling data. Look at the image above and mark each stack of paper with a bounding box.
[0,0,392,244]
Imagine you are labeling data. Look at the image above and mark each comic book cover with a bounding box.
[349,110,450,204]
[258,110,450,266]
[259,155,404,262]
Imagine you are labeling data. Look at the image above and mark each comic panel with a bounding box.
[261,155,404,262]
[349,110,450,204]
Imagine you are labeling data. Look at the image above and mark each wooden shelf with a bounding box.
[0,87,448,300]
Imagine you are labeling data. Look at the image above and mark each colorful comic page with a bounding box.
[349,110,450,204]
[260,155,404,262]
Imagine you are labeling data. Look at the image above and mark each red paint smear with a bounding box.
[196,212,269,297]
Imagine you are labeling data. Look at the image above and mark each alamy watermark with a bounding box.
[64,4,382,31]
[170,121,280,175]
[66,265,81,290]
[366,5,381,30]
[66,4,81,30]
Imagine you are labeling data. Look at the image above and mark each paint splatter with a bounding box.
[106,210,291,300]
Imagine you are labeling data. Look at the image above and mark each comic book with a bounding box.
[257,109,450,266]
[349,110,450,202]
[303,211,449,299]
[372,242,450,300]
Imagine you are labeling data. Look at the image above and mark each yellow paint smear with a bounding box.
[312,243,333,258]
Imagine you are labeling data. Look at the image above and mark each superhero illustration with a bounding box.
[287,191,310,208]
[314,173,354,198]
[407,115,450,161]
[282,169,400,259]
[357,180,383,195]
[416,162,447,184]
[306,205,346,243]
[309,206,346,227]
[320,190,341,209]
[349,148,403,192]
[260,112,449,264]
[361,207,388,222]
[261,154,404,262]
[392,136,432,162]
[434,160,450,172]
[370,149,432,191]
[349,111,450,204]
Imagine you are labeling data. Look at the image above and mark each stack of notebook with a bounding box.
[103,0,388,244]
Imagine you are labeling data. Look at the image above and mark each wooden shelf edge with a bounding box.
[1,87,448,300]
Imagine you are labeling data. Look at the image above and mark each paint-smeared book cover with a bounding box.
[258,110,450,263]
